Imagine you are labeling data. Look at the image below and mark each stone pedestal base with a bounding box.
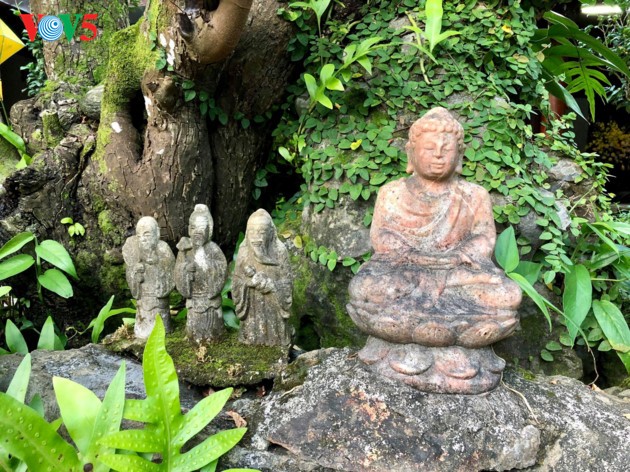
[358,336,505,394]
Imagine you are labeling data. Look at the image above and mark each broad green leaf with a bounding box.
[514,261,542,285]
[37,316,56,350]
[175,388,233,446]
[98,453,160,472]
[495,227,519,273]
[508,273,552,330]
[5,319,28,354]
[0,232,35,260]
[6,354,31,402]
[100,429,163,453]
[544,12,630,77]
[173,428,247,470]
[541,70,587,121]
[60,217,73,224]
[0,392,81,471]
[0,122,29,158]
[317,93,333,109]
[143,316,181,423]
[436,30,460,45]
[86,362,126,472]
[592,300,630,354]
[123,398,159,423]
[319,63,335,83]
[89,295,114,343]
[35,240,78,279]
[325,77,344,92]
[424,0,444,52]
[357,57,372,75]
[586,224,619,255]
[0,286,10,297]
[0,254,35,281]
[563,264,592,344]
[29,394,44,417]
[54,377,101,454]
[617,352,630,374]
[303,73,318,102]
[38,268,73,298]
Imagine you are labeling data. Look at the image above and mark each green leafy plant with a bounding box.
[1,316,66,355]
[60,217,86,238]
[301,37,384,112]
[591,0,630,112]
[0,317,256,471]
[0,231,78,299]
[495,224,630,372]
[0,358,126,471]
[86,295,137,344]
[290,0,332,38]
[0,122,31,169]
[0,354,45,471]
[98,317,253,471]
[402,0,460,83]
[532,11,630,120]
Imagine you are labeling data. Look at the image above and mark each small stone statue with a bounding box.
[347,107,522,394]
[233,209,293,346]
[175,204,228,344]
[123,216,175,339]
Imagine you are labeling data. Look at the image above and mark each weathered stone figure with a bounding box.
[123,216,175,339]
[347,107,522,393]
[175,204,228,344]
[233,209,293,346]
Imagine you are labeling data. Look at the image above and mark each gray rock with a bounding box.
[0,344,203,421]
[80,84,105,120]
[225,348,629,472]
[548,158,583,184]
[302,194,373,259]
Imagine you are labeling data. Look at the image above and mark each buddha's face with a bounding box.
[189,215,210,247]
[248,223,271,261]
[137,219,158,252]
[408,131,459,181]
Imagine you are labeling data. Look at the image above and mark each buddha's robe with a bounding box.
[349,176,521,319]
[233,241,293,346]
[175,237,227,342]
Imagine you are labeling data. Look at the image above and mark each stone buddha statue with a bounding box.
[347,107,522,394]
[175,204,228,344]
[123,216,176,339]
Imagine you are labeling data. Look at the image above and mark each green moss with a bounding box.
[100,263,128,294]
[163,323,288,387]
[516,367,537,381]
[291,253,365,350]
[0,136,19,181]
[98,210,124,245]
[93,19,157,173]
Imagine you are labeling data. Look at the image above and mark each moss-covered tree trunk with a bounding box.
[2,0,297,328]
[90,0,296,244]
[30,0,129,85]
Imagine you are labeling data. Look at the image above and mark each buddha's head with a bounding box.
[405,107,464,181]
[188,204,213,248]
[137,216,159,253]
[246,209,276,264]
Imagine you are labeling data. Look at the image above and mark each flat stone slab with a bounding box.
[224,348,630,472]
[0,344,204,420]
[104,323,288,387]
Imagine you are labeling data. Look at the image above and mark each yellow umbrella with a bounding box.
[0,18,26,101]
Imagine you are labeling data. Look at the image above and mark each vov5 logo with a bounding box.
[20,14,98,42]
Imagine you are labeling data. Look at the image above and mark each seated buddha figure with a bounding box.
[347,107,521,351]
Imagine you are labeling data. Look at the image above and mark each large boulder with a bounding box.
[222,348,630,471]
[0,344,203,420]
